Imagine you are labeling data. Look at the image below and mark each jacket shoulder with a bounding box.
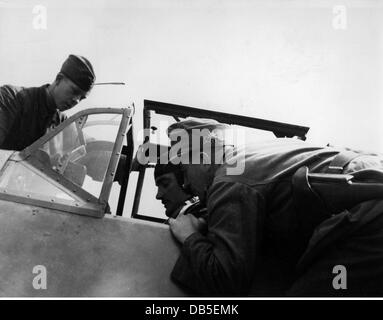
[0,84,24,100]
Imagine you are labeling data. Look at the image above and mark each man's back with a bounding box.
[211,139,383,293]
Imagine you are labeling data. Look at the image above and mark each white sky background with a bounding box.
[0,0,382,217]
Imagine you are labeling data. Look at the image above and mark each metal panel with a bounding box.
[116,122,134,216]
[0,200,186,297]
[0,191,103,218]
[131,166,146,218]
[99,108,131,205]
[0,151,14,172]
[144,99,310,140]
[131,107,152,218]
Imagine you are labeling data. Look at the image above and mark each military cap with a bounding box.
[167,118,230,145]
[167,118,231,163]
[60,54,95,92]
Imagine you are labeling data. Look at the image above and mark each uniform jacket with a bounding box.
[170,139,383,296]
[0,84,66,151]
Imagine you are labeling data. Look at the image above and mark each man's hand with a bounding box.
[168,213,207,244]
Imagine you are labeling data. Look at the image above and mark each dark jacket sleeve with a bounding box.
[0,86,22,147]
[171,180,265,296]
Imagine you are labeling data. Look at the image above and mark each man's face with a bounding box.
[155,172,190,218]
[52,77,87,111]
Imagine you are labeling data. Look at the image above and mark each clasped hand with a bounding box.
[168,213,207,244]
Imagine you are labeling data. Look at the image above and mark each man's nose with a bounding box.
[156,189,163,200]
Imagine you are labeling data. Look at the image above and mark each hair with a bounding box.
[154,163,184,186]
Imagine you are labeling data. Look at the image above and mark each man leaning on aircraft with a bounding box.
[165,118,383,296]
[0,54,95,151]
